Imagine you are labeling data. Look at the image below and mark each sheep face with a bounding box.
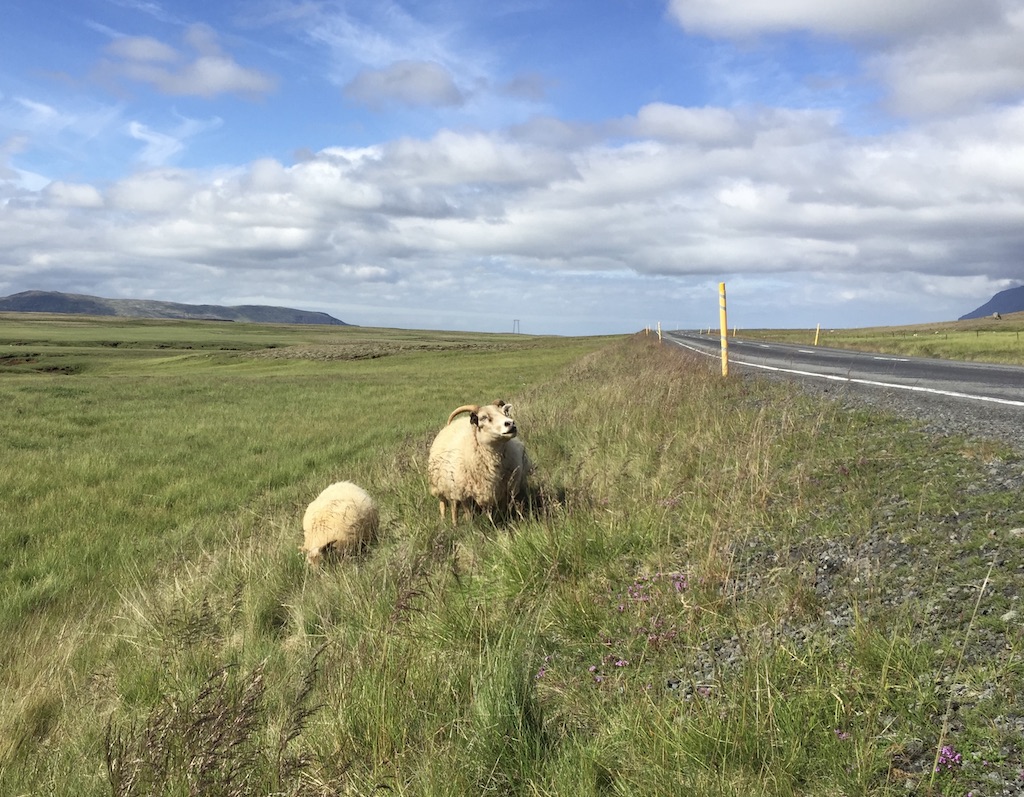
[471,404,517,441]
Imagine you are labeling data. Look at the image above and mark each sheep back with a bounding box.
[301,481,379,565]
[500,437,532,506]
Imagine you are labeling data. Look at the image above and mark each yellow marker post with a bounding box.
[719,282,729,377]
[814,323,821,346]
[657,321,662,342]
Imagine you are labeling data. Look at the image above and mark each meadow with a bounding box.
[2,313,1023,796]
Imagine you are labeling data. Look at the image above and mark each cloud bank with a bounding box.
[1,1,1023,333]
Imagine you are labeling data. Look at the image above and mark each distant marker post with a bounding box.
[814,323,821,346]
[719,282,729,377]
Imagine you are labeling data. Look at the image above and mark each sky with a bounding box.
[1,1,1023,336]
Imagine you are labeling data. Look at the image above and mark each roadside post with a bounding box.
[719,282,729,377]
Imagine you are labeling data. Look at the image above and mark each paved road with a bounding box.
[664,331,1024,409]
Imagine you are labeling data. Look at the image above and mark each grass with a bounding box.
[2,314,1024,795]
[732,309,1024,366]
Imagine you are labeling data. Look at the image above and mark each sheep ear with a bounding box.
[470,412,479,426]
[502,404,514,417]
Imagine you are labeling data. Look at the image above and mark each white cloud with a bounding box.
[498,73,550,102]
[0,95,121,190]
[344,60,464,108]
[282,1,519,118]
[667,0,1024,119]
[182,23,223,57]
[45,181,104,208]
[99,23,276,99]
[0,136,27,181]
[128,121,185,165]
[14,98,65,128]
[870,11,1024,115]
[623,103,744,145]
[298,2,462,71]
[105,35,178,62]
[107,168,197,212]
[383,129,576,187]
[126,115,222,167]
[6,95,123,146]
[116,54,276,99]
[4,96,1024,330]
[666,0,1005,38]
[106,0,183,26]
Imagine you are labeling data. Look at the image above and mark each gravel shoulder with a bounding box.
[733,368,1024,794]
[768,367,1024,455]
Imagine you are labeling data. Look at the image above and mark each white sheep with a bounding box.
[301,481,379,565]
[427,400,532,524]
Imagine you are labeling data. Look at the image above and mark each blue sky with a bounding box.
[2,0,1023,335]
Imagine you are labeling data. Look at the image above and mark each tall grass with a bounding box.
[2,320,1023,795]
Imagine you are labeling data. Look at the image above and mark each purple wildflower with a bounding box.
[935,744,963,772]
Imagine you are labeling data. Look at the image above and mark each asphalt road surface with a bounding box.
[663,330,1024,452]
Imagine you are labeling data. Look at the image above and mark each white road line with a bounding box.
[668,338,1024,408]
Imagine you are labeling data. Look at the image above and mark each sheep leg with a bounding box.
[439,498,459,524]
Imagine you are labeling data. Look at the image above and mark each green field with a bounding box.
[734,310,1024,366]
[2,313,1023,796]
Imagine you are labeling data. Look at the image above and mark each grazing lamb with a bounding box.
[301,481,379,565]
[428,400,532,524]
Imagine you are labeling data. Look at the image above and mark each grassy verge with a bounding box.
[2,319,1023,795]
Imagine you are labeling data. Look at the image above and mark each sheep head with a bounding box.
[469,402,517,441]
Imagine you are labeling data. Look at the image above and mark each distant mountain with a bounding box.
[0,291,348,326]
[959,285,1024,320]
